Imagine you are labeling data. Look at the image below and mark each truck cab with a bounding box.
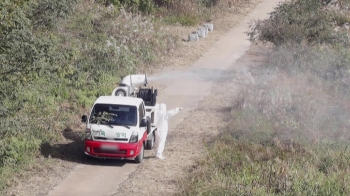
[81,96,157,163]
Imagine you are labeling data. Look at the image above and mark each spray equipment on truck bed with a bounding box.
[111,74,158,106]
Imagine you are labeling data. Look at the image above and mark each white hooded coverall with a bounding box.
[154,103,181,159]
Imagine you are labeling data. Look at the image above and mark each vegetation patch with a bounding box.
[247,0,350,46]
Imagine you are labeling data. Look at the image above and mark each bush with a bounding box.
[247,0,350,46]
[0,0,53,117]
[0,137,41,167]
[31,0,80,30]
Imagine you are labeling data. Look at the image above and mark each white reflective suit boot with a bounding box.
[154,103,182,160]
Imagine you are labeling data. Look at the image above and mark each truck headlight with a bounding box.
[85,129,92,140]
[129,131,138,143]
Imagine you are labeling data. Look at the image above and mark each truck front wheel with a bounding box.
[134,143,144,163]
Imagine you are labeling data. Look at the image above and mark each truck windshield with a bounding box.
[89,104,137,126]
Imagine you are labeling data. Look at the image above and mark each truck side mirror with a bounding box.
[81,115,87,123]
[140,118,147,127]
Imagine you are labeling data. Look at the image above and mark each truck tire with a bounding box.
[145,131,155,150]
[115,89,127,96]
[135,143,144,163]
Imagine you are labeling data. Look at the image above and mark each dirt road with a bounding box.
[44,1,281,196]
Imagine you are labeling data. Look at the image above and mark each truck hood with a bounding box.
[88,124,139,142]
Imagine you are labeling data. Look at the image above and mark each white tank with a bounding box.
[120,74,147,87]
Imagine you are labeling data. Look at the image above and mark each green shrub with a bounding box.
[0,137,41,167]
[247,0,349,46]
[138,0,155,14]
[31,0,80,30]
[0,0,54,118]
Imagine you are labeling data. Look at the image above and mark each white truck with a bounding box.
[81,74,158,163]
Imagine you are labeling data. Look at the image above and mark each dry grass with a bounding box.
[180,42,350,195]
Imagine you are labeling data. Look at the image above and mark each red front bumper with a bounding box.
[85,140,142,159]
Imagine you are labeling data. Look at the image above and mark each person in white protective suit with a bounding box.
[154,103,182,160]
